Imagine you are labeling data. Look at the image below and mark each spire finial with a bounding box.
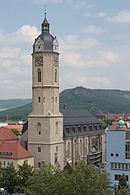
[44,4,47,18]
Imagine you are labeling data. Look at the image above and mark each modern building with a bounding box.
[0,127,34,169]
[106,119,130,187]
[24,11,104,169]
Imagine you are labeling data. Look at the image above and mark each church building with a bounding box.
[28,10,64,169]
[24,11,104,169]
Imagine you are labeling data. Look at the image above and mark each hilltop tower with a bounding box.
[28,10,64,169]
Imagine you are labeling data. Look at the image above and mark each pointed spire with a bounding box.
[41,5,50,34]
[44,4,47,18]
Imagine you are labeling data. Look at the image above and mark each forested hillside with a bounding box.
[0,86,130,121]
[0,99,31,111]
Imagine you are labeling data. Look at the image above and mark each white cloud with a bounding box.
[60,35,121,69]
[75,1,86,9]
[60,35,98,51]
[0,33,4,42]
[81,25,105,34]
[32,0,64,4]
[0,25,36,98]
[7,25,39,45]
[108,10,130,23]
[61,73,112,90]
[79,76,112,87]
[97,12,108,18]
[99,50,120,64]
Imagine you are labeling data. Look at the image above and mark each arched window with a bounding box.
[55,69,57,82]
[38,69,41,82]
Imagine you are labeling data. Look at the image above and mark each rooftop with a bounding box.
[61,108,101,126]
[0,127,18,141]
[0,141,32,159]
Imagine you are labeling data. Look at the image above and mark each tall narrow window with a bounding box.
[68,142,71,158]
[55,69,57,82]
[38,69,41,82]
[80,139,83,156]
[37,122,41,135]
[56,122,58,134]
[38,147,41,152]
[38,97,41,102]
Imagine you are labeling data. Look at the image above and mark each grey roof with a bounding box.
[60,108,101,126]
[39,33,54,52]
[34,15,54,52]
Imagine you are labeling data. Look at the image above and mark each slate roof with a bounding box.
[60,108,101,126]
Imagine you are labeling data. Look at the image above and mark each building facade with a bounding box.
[28,11,64,169]
[27,12,103,169]
[0,127,34,169]
[62,108,103,166]
[106,120,130,187]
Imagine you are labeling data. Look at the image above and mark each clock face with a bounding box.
[35,56,43,66]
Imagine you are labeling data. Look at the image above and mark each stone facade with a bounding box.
[28,13,64,169]
[27,13,103,169]
[62,116,103,166]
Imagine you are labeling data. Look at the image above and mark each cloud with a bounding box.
[60,35,98,51]
[60,35,121,69]
[32,0,64,4]
[0,25,37,98]
[61,73,112,90]
[108,10,130,23]
[81,25,105,34]
[97,12,108,18]
[7,25,39,45]
[75,1,86,9]
[99,50,120,64]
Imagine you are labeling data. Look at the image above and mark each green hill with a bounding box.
[0,99,31,111]
[0,86,130,121]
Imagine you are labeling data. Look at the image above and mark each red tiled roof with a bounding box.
[0,127,18,141]
[0,141,33,159]
[6,125,23,133]
[115,127,128,131]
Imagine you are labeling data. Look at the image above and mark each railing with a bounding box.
[87,151,102,164]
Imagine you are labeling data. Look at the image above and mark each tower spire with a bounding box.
[41,4,50,34]
[44,4,47,18]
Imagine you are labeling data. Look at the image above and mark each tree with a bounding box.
[11,128,20,136]
[1,163,18,193]
[15,162,34,193]
[69,161,109,195]
[117,174,130,195]
[64,162,73,174]
[27,161,109,195]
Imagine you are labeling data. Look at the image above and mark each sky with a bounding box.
[0,0,130,99]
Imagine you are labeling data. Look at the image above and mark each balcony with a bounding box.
[87,151,102,164]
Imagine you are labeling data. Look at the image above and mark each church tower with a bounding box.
[28,10,64,169]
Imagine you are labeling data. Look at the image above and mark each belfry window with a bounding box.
[38,69,41,82]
